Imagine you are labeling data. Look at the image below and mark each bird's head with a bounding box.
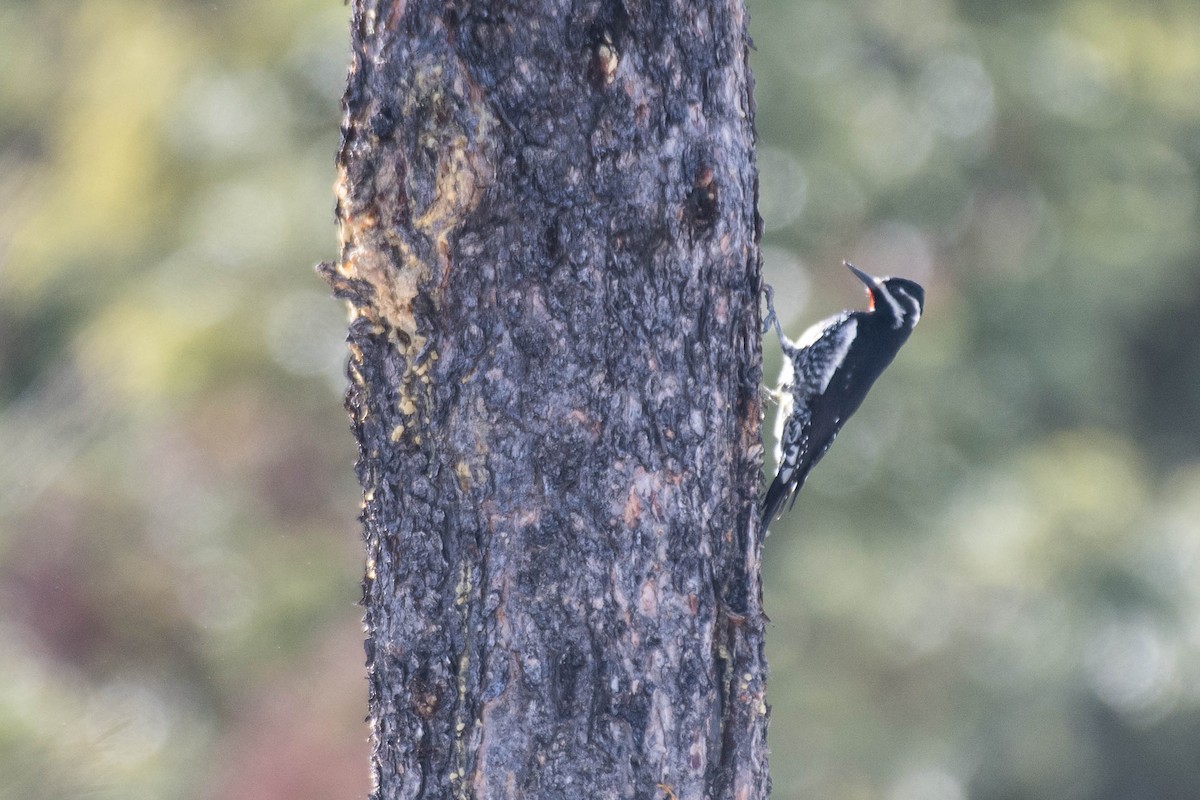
[846,261,925,330]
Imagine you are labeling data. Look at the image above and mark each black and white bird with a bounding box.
[762,262,925,527]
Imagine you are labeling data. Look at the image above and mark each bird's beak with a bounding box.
[844,261,878,289]
[845,261,879,310]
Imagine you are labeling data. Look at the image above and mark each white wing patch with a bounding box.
[772,314,856,465]
[793,315,833,350]
[803,316,856,395]
[772,350,795,466]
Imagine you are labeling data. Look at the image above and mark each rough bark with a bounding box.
[325,0,768,797]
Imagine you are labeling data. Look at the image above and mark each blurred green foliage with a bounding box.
[0,1,366,798]
[755,1,1200,798]
[2,0,1199,798]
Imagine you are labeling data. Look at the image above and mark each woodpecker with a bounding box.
[762,262,925,527]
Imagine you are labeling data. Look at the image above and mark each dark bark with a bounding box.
[327,0,768,797]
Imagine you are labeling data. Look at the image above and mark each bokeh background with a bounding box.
[2,0,1199,798]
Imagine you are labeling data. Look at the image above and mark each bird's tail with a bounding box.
[761,476,792,530]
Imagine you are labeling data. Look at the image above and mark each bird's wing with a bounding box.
[764,314,858,524]
[792,314,857,398]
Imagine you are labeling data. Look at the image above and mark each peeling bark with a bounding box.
[327,1,768,797]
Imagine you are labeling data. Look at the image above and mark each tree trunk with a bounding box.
[325,0,768,797]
